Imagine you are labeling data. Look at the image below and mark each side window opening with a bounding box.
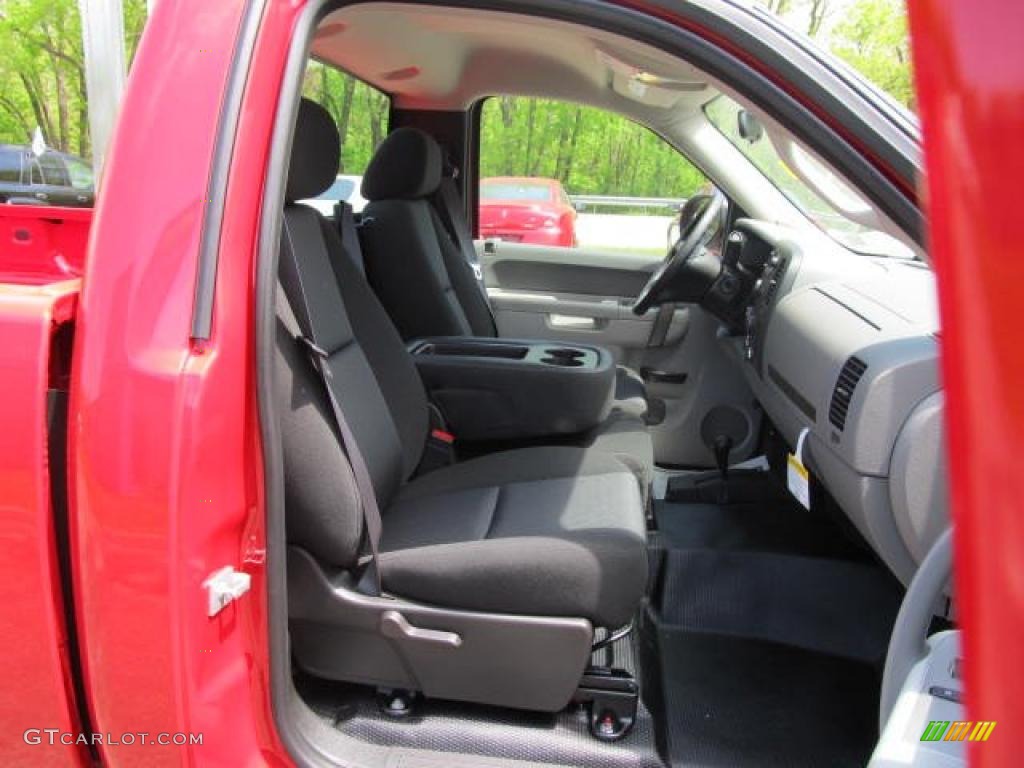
[299,61,390,215]
[478,96,707,257]
[39,153,70,187]
[0,149,21,183]
[27,158,44,186]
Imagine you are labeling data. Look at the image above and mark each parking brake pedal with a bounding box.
[574,667,639,742]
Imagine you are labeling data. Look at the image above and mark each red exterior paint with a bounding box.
[66,0,289,763]
[908,1,1024,765]
[0,206,90,286]
[479,177,577,246]
[0,280,88,766]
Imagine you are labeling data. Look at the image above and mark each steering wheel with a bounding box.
[632,189,727,316]
[878,528,954,731]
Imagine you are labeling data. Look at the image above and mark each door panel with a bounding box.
[484,240,660,296]
[487,287,690,356]
[479,239,761,466]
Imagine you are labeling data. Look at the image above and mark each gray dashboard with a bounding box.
[724,220,947,584]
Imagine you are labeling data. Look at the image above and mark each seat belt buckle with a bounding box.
[431,428,455,445]
[472,263,483,281]
[419,428,456,473]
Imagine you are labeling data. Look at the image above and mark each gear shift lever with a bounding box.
[713,434,733,504]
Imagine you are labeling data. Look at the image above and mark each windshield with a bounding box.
[705,95,913,259]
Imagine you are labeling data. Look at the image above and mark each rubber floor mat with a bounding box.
[654,500,868,560]
[658,629,880,767]
[658,548,902,662]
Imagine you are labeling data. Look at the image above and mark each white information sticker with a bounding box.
[786,428,811,510]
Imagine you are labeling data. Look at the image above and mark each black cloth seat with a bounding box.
[358,126,650,423]
[277,99,647,629]
[381,447,647,627]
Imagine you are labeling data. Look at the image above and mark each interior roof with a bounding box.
[313,2,718,118]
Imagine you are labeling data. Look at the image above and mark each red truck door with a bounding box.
[908,1,1024,766]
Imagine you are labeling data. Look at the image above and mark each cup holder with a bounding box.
[541,355,584,367]
[540,348,586,367]
[544,348,586,360]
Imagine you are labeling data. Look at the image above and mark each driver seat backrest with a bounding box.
[358,126,498,342]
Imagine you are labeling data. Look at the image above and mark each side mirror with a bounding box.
[737,110,764,143]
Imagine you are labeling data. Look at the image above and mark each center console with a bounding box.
[409,337,615,441]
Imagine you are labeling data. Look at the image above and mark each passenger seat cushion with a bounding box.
[380,447,648,628]
[361,127,442,201]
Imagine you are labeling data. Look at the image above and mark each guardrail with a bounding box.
[569,195,687,211]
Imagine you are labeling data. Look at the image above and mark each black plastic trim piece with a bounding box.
[828,355,868,431]
[47,385,99,763]
[191,0,267,340]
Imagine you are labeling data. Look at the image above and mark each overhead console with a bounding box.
[409,337,615,441]
[719,221,947,585]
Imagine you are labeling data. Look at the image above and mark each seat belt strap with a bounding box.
[333,201,366,277]
[279,215,383,595]
[434,174,499,336]
[435,175,485,283]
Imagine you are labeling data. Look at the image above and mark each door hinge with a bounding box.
[203,566,251,617]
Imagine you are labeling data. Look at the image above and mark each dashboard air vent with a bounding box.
[829,356,868,431]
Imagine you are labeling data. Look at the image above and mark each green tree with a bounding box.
[0,0,147,156]
[302,63,391,173]
[829,0,914,109]
[758,0,913,109]
[478,97,706,198]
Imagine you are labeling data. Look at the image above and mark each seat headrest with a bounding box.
[286,99,341,202]
[361,127,442,201]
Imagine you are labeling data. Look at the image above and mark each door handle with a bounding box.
[34,192,48,200]
[548,313,601,330]
[380,610,462,647]
[641,367,688,385]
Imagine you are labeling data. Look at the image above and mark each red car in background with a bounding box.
[479,176,577,246]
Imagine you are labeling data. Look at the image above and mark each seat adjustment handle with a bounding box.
[380,610,462,648]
